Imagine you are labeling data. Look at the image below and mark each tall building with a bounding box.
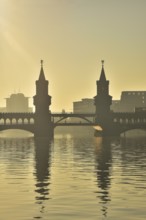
[111,91,146,112]
[5,93,32,112]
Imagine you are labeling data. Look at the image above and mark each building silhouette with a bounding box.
[73,92,146,114]
[73,98,95,113]
[0,107,6,112]
[0,93,32,112]
[6,93,32,112]
[111,91,146,112]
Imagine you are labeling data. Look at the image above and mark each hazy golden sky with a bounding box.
[0,0,146,111]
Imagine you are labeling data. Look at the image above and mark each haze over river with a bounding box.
[0,128,146,220]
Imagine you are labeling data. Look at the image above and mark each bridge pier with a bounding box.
[34,125,54,139]
[94,127,121,137]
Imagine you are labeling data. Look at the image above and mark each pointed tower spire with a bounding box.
[39,59,46,81]
[99,60,106,81]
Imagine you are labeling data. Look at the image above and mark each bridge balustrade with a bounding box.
[0,114,35,125]
[113,117,146,124]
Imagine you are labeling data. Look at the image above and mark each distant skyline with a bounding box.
[0,0,146,111]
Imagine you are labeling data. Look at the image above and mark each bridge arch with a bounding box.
[18,118,23,124]
[0,128,34,137]
[0,119,4,125]
[0,125,34,133]
[119,118,123,124]
[119,126,146,135]
[6,118,11,125]
[54,115,93,124]
[12,118,17,124]
[30,118,34,124]
[131,118,134,124]
[24,118,29,124]
[113,118,117,123]
[125,118,129,124]
[120,128,146,136]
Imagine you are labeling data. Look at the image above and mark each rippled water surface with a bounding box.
[0,130,146,220]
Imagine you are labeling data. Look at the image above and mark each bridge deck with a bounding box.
[52,113,95,117]
[54,123,97,126]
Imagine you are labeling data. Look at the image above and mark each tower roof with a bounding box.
[99,60,106,81]
[38,60,46,81]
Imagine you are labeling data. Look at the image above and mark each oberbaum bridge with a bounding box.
[0,60,146,138]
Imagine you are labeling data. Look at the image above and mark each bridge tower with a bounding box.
[33,60,53,138]
[94,61,112,135]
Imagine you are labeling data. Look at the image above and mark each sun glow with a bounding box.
[0,1,34,65]
[94,125,103,131]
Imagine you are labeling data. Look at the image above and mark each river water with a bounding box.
[0,129,146,220]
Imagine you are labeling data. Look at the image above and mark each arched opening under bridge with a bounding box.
[120,129,146,137]
[0,129,34,138]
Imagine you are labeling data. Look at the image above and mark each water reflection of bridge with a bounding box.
[95,137,112,218]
